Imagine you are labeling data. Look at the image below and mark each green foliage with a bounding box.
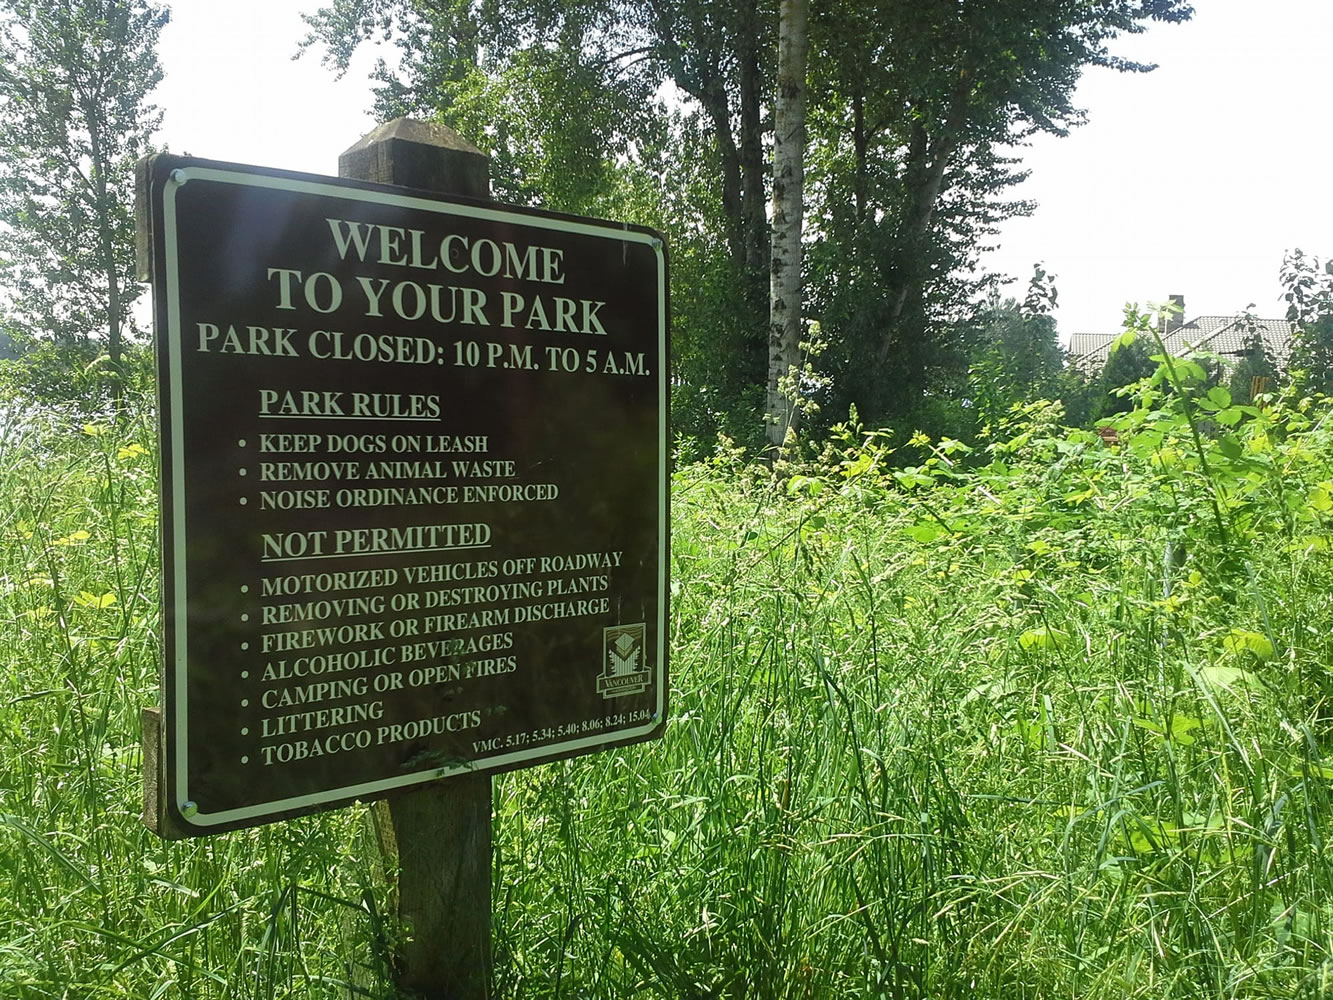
[302,1,661,217]
[1293,314,1333,397]
[965,286,1066,434]
[1282,249,1333,396]
[0,0,166,376]
[301,0,1195,442]
[803,0,1192,429]
[1095,325,1160,417]
[1077,304,1223,425]
[0,397,396,997]
[6,341,1333,997]
[1227,323,1281,407]
[0,333,156,414]
[302,0,775,449]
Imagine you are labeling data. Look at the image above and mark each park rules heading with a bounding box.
[140,155,669,835]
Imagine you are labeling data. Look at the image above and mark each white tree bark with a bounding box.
[766,0,810,454]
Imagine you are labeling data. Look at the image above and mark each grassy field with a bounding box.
[2,364,1333,998]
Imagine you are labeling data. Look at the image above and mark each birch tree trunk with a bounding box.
[766,0,809,454]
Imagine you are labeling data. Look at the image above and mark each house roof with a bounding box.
[1069,315,1296,373]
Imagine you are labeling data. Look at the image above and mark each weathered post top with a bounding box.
[338,117,490,198]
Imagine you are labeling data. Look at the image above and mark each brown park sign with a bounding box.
[140,155,668,835]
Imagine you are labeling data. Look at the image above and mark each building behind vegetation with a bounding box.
[1068,295,1296,375]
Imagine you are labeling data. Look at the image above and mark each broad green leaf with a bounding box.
[1222,629,1274,661]
[841,452,874,478]
[894,468,934,490]
[1177,360,1208,382]
[1247,432,1273,453]
[1013,717,1047,749]
[1019,627,1069,652]
[1110,329,1137,353]
[1129,429,1163,454]
[1132,714,1203,745]
[786,475,822,498]
[905,523,944,543]
[1197,664,1258,692]
[1151,447,1181,469]
[1289,535,1330,552]
[1122,815,1174,854]
[961,680,1018,707]
[73,591,118,609]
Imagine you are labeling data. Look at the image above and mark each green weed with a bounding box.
[2,361,1332,997]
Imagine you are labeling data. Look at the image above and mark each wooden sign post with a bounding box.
[137,117,669,1000]
[339,118,493,999]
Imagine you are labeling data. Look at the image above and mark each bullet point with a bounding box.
[240,585,249,593]
[241,642,249,651]
[238,439,246,447]
[239,468,248,477]
[241,698,249,707]
[239,497,248,506]
[241,756,249,764]
[240,613,249,622]
[240,727,249,736]
[240,670,249,679]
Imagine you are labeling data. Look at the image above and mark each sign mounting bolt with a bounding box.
[170,169,187,186]
[180,800,198,818]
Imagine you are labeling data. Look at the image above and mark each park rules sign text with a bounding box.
[141,156,668,834]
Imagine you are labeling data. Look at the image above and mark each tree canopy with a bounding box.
[302,0,1193,450]
[0,0,167,380]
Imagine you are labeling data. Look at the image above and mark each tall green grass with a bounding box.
[0,404,390,998]
[2,353,1332,998]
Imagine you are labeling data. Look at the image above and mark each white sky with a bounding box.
[152,0,374,172]
[984,0,1333,335]
[153,0,1333,339]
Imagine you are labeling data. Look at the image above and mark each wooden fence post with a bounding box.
[339,117,493,1000]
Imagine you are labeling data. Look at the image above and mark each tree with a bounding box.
[1292,314,1333,397]
[303,0,778,444]
[965,289,1065,433]
[0,0,166,380]
[804,0,1193,427]
[303,0,1195,445]
[1281,249,1333,396]
[766,0,808,453]
[1225,319,1280,406]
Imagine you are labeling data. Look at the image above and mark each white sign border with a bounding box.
[160,165,669,828]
